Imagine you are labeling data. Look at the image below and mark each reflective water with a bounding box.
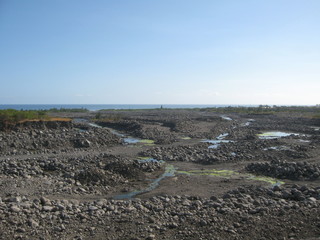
[205,140,232,149]
[202,133,232,149]
[221,115,232,121]
[137,157,164,163]
[263,146,291,151]
[217,133,229,140]
[80,120,155,145]
[114,164,176,200]
[242,119,255,127]
[257,131,299,139]
[180,136,192,140]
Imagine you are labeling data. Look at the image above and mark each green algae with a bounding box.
[177,169,284,186]
[257,131,299,139]
[248,175,284,185]
[180,136,192,140]
[139,139,155,146]
[137,156,153,160]
[178,169,237,178]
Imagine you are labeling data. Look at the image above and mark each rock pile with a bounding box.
[0,154,163,197]
[141,144,228,164]
[246,160,320,180]
[0,122,121,156]
[0,184,319,239]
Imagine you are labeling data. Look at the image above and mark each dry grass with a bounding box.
[19,117,72,123]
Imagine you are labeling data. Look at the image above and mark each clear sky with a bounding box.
[0,0,319,105]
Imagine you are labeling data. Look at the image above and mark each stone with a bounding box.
[28,219,39,228]
[42,206,54,212]
[10,205,21,213]
[8,196,22,203]
[308,197,317,202]
[40,197,52,206]
[88,206,99,211]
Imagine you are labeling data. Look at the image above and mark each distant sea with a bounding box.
[0,104,252,111]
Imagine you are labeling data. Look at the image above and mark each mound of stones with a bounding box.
[0,122,121,156]
[0,154,163,196]
[227,128,258,140]
[141,140,271,164]
[163,120,197,133]
[246,159,320,180]
[141,144,228,164]
[96,120,142,133]
[249,115,316,134]
[0,120,73,131]
[1,184,319,239]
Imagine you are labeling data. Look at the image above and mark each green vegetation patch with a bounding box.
[139,139,156,146]
[178,169,237,178]
[178,168,284,186]
[0,109,48,129]
[180,136,192,140]
[139,139,155,144]
[137,156,153,160]
[0,109,73,130]
[248,175,285,185]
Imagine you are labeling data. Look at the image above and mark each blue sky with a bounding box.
[0,0,319,105]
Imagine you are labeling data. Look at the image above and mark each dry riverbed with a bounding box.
[1,109,320,239]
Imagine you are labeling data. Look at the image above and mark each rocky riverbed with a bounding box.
[1,109,320,239]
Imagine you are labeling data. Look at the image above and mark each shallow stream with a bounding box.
[75,119,155,146]
[114,163,176,200]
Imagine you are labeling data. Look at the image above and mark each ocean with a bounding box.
[0,104,248,111]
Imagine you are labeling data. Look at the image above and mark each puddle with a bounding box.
[114,164,176,200]
[177,169,284,186]
[217,133,229,140]
[257,131,299,139]
[205,140,232,149]
[221,115,232,121]
[81,120,155,146]
[263,146,291,151]
[242,119,255,127]
[137,157,164,163]
[202,133,232,149]
[180,136,192,140]
[106,128,155,146]
[123,137,140,144]
[88,122,103,128]
[123,138,155,146]
[299,139,311,143]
